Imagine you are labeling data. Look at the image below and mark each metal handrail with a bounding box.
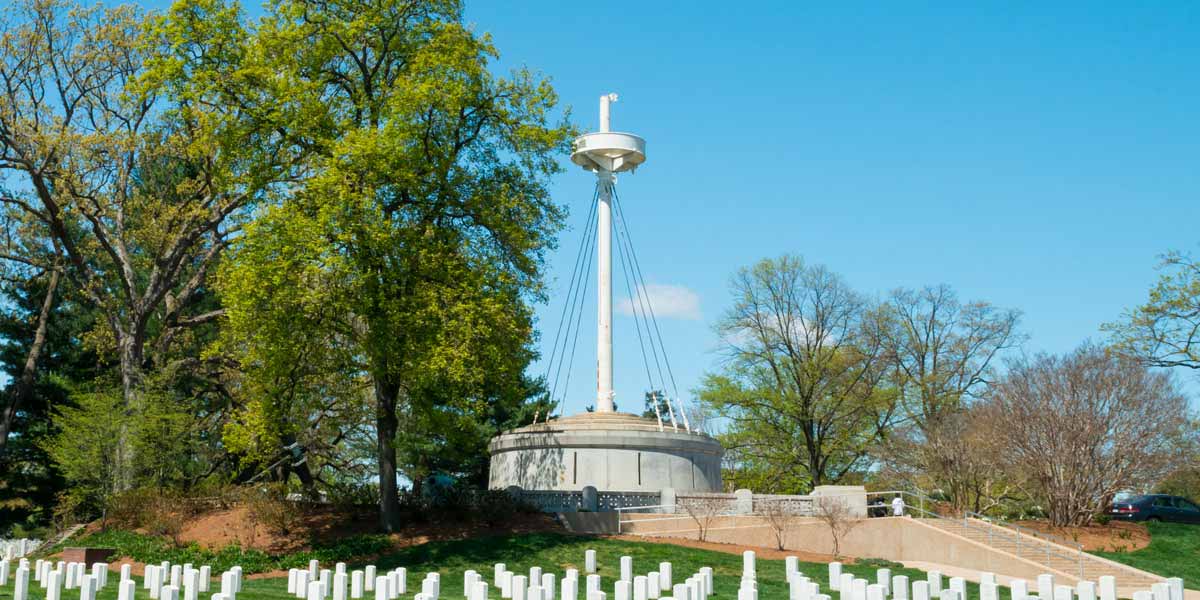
[965,511,1084,552]
[963,511,1084,579]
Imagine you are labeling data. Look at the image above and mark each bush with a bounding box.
[242,483,301,536]
[856,558,904,569]
[103,488,188,542]
[476,489,536,527]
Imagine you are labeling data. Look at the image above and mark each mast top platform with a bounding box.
[570,93,645,174]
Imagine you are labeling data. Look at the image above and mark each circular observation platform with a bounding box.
[570,132,646,174]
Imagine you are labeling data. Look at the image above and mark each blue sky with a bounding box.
[462,2,1200,416]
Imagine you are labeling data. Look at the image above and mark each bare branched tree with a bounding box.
[813,495,861,557]
[681,495,729,542]
[883,284,1024,426]
[757,498,799,550]
[980,343,1193,526]
[876,410,1016,515]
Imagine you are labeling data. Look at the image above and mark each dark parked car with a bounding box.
[1109,494,1200,524]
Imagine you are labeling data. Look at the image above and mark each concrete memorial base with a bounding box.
[488,412,723,493]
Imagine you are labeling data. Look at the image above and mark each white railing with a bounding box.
[518,490,586,512]
[598,491,660,511]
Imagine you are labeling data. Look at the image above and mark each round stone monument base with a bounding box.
[487,411,724,492]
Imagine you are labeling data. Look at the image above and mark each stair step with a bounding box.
[921,518,1158,585]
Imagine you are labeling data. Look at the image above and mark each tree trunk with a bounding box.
[116,328,146,492]
[0,268,60,462]
[375,378,402,532]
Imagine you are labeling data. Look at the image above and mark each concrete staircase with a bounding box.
[925,517,1162,588]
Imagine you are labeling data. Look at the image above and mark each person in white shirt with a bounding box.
[892,494,905,516]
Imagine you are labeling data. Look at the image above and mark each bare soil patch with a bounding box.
[173,504,560,554]
[1013,520,1150,552]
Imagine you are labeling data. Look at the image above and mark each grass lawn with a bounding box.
[0,532,1020,600]
[1093,522,1200,587]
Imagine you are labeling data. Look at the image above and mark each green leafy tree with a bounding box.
[0,258,101,531]
[216,0,572,530]
[1106,250,1200,369]
[697,255,898,492]
[0,0,286,489]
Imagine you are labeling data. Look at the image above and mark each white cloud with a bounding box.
[617,283,702,321]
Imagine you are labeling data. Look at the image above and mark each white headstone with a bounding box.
[949,577,966,600]
[927,573,942,597]
[47,569,64,600]
[117,579,135,600]
[912,581,930,600]
[1076,582,1096,600]
[15,566,31,600]
[514,575,528,600]
[81,574,99,600]
[1037,575,1054,600]
[365,568,376,592]
[1012,581,1028,600]
[829,564,842,591]
[659,564,672,591]
[185,569,200,600]
[333,572,347,600]
[562,576,578,600]
[1166,579,1184,600]
[585,552,597,575]
[615,580,630,600]
[877,570,891,595]
[893,576,909,600]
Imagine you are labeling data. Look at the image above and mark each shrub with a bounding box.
[476,490,536,527]
[242,483,301,536]
[856,558,904,569]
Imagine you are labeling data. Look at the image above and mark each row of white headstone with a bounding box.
[0,556,244,600]
[824,561,1186,600]
[287,560,409,600]
[0,539,40,560]
[288,551,717,600]
[1,547,1188,600]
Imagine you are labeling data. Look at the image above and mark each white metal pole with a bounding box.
[599,94,614,133]
[595,93,619,413]
[596,172,614,413]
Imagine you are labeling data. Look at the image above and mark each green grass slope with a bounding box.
[1,532,1018,600]
[1092,522,1199,587]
